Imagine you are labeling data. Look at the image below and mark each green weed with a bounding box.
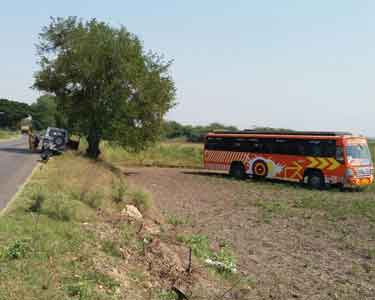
[2,240,31,260]
[111,179,127,204]
[167,214,190,226]
[102,240,122,257]
[130,189,151,212]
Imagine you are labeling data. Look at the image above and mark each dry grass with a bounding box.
[0,129,19,141]
[102,142,203,169]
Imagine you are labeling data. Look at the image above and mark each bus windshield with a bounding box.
[346,144,371,163]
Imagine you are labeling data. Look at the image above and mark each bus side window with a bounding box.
[296,143,305,156]
[325,143,336,157]
[336,147,344,163]
[305,141,322,157]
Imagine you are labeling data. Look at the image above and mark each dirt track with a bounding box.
[125,167,375,300]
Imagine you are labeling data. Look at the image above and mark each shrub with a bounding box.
[111,179,127,204]
[28,188,46,213]
[3,240,30,260]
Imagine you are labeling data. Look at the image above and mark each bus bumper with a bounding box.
[344,176,374,187]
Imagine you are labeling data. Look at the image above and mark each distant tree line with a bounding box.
[162,121,238,142]
[0,96,58,130]
[0,99,30,129]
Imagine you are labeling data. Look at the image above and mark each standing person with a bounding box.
[28,128,36,152]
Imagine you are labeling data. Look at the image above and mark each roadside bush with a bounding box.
[111,179,127,204]
[28,188,46,213]
[3,240,31,260]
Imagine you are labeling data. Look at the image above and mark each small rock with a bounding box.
[121,205,143,220]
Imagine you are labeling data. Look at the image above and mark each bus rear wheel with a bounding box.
[252,160,268,179]
[306,171,325,190]
[229,162,246,180]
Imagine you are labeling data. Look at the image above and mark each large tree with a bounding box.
[34,17,176,158]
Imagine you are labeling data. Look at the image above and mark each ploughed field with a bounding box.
[125,165,375,299]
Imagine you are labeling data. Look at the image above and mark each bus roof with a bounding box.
[207,130,358,140]
[212,130,352,136]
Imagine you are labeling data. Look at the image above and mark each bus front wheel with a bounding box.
[229,162,246,180]
[306,171,325,189]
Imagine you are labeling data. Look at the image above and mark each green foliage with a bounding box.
[162,121,238,143]
[167,214,190,226]
[102,240,122,257]
[3,240,30,260]
[30,95,58,129]
[130,189,151,212]
[111,179,128,204]
[156,289,178,300]
[65,282,90,300]
[28,188,46,213]
[0,97,58,130]
[0,99,31,129]
[177,234,211,258]
[44,194,73,222]
[34,17,176,158]
[177,234,238,275]
[80,191,103,209]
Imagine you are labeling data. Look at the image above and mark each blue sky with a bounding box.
[1,0,374,135]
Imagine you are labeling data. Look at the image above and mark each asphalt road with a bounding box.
[0,136,39,210]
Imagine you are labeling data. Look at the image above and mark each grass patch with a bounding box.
[167,214,190,226]
[0,129,18,140]
[102,142,203,169]
[129,189,151,213]
[0,152,132,299]
[102,240,122,258]
[177,234,237,275]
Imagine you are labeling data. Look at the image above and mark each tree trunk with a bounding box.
[86,129,101,159]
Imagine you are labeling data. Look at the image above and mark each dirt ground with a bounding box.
[125,167,375,300]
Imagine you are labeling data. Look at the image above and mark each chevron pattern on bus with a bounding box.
[306,157,341,171]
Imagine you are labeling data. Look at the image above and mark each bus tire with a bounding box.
[306,171,325,190]
[229,162,246,180]
[252,160,268,179]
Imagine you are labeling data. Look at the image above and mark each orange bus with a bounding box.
[204,131,374,189]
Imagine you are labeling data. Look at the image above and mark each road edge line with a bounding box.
[0,162,42,217]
